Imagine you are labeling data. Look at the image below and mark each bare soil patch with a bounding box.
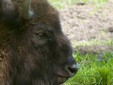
[60,1,113,53]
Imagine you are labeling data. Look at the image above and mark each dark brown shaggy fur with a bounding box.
[0,0,77,85]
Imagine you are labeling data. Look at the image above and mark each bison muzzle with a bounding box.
[0,0,78,85]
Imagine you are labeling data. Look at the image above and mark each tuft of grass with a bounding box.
[72,39,113,48]
[79,0,108,3]
[48,0,108,9]
[48,0,64,9]
[64,52,113,85]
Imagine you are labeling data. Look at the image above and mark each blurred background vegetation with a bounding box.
[48,0,113,85]
[48,0,108,9]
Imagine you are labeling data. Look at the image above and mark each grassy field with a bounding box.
[48,0,113,85]
[48,0,108,9]
[65,52,113,85]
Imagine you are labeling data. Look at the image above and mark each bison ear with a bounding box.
[0,0,33,20]
[0,0,15,14]
[0,0,18,24]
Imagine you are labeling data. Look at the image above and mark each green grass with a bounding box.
[76,0,108,3]
[72,39,113,48]
[64,52,113,85]
[48,0,108,9]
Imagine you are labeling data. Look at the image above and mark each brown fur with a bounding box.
[0,0,77,85]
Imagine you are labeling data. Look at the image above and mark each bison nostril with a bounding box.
[67,64,78,76]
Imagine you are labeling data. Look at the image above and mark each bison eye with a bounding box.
[32,32,49,47]
[35,32,47,40]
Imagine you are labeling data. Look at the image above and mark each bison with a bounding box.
[0,0,78,85]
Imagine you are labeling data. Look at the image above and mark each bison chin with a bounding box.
[31,76,64,85]
[29,66,68,85]
[29,64,76,85]
[31,72,69,85]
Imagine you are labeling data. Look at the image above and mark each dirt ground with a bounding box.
[60,1,113,53]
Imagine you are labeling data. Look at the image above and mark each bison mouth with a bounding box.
[57,75,69,84]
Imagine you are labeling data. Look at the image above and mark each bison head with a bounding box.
[0,0,78,85]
